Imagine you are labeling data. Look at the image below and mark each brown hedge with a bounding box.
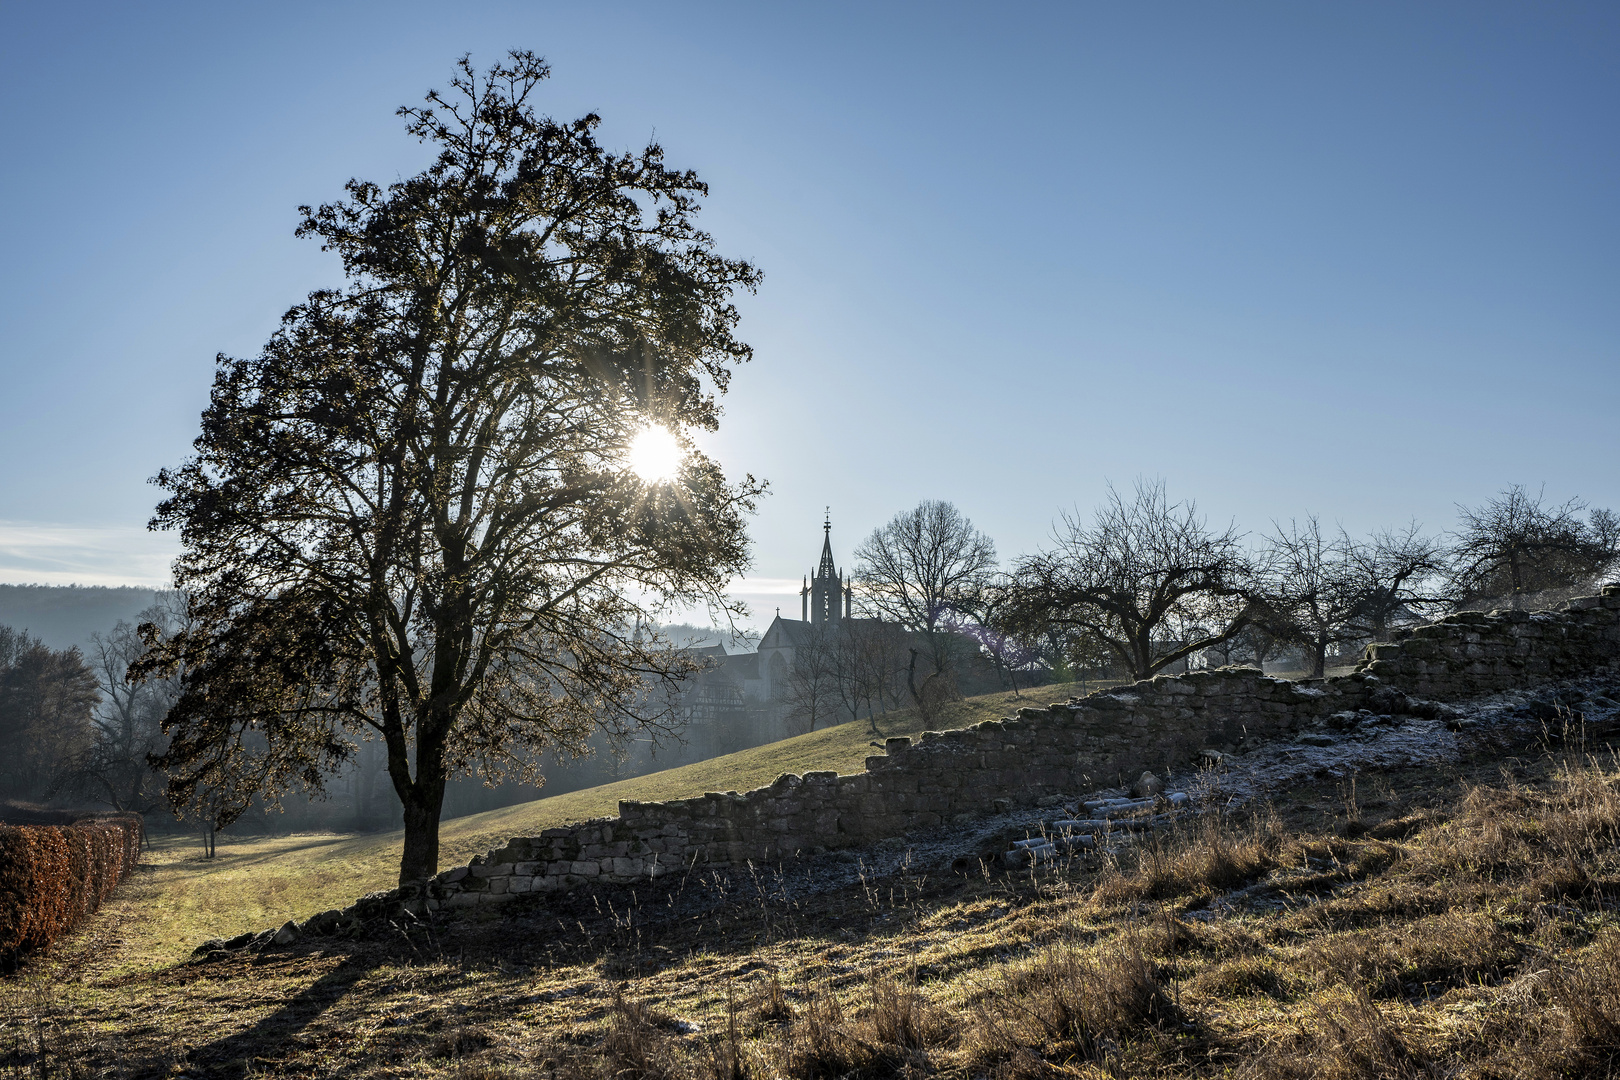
[0,814,143,969]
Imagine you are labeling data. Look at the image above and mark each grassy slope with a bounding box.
[23,720,1620,1078]
[122,682,1092,967]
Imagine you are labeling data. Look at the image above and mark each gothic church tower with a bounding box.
[801,513,853,626]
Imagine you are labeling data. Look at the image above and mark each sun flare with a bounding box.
[627,426,684,483]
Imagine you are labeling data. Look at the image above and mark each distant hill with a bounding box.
[0,598,748,657]
[0,584,160,652]
[653,621,760,652]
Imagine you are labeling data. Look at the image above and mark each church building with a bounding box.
[757,514,852,701]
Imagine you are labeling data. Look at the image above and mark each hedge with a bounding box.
[0,814,143,969]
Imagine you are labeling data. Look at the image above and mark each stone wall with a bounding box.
[1357,584,1620,697]
[367,586,1620,916]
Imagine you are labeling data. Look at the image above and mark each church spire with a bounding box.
[808,508,845,627]
[817,507,836,580]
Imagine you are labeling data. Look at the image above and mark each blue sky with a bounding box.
[1,2,1615,627]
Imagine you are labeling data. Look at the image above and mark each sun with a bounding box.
[627,426,684,483]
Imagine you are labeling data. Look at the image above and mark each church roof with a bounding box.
[761,615,818,649]
[722,653,759,680]
[683,643,728,659]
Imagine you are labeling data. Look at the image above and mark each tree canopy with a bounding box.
[138,53,763,883]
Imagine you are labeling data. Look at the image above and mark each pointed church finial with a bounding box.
[817,513,837,582]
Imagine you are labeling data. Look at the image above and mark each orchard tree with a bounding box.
[137,54,763,884]
[946,576,1040,698]
[1257,516,1363,678]
[1340,523,1448,640]
[853,501,997,723]
[1448,486,1618,609]
[1009,480,1254,680]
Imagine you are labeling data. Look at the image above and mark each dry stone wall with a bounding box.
[1357,584,1620,697]
[355,586,1620,918]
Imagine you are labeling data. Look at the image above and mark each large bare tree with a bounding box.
[137,54,763,884]
[832,618,910,732]
[1009,480,1253,680]
[778,626,843,735]
[853,501,997,722]
[54,593,187,814]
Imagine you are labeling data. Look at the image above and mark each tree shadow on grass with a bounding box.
[179,950,386,1078]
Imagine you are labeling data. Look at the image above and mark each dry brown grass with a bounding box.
[17,735,1620,1078]
[963,935,1189,1077]
[1091,807,1284,904]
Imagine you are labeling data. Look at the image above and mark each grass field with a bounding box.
[111,681,1096,969]
[16,713,1620,1078]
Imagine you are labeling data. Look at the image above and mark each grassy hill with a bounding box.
[119,681,1095,968]
[17,716,1620,1078]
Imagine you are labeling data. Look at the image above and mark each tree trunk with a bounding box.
[398,785,445,883]
[1312,636,1327,679]
[906,648,925,717]
[387,706,450,883]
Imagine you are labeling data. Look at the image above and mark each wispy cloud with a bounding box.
[727,576,805,596]
[0,522,177,587]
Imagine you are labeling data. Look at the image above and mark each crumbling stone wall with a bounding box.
[368,587,1620,915]
[1357,584,1620,697]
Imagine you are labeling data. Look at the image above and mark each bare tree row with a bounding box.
[1004,480,1618,682]
[838,483,1617,697]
